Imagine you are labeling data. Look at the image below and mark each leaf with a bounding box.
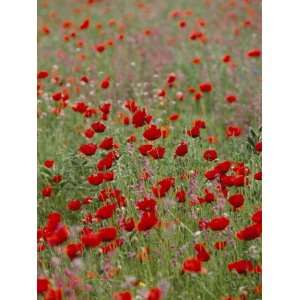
[248,127,257,139]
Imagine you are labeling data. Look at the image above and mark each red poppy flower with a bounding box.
[207,216,230,231]
[136,198,157,212]
[205,169,218,180]
[187,126,200,138]
[189,31,205,41]
[194,92,203,101]
[100,102,111,114]
[44,288,62,300]
[45,212,61,232]
[232,175,247,187]
[80,19,90,30]
[146,287,162,300]
[175,142,188,157]
[199,82,213,93]
[87,173,104,185]
[99,136,114,150]
[98,226,117,242]
[103,171,114,182]
[253,264,262,273]
[42,186,53,198]
[41,25,51,35]
[46,225,69,246]
[167,72,176,84]
[37,277,50,294]
[97,151,118,170]
[120,217,135,232]
[138,144,153,156]
[176,190,186,203]
[192,56,201,64]
[65,243,83,260]
[124,99,137,113]
[178,20,186,28]
[84,108,97,118]
[127,135,136,143]
[132,109,147,128]
[157,89,166,97]
[222,54,231,63]
[72,102,88,113]
[254,171,262,180]
[228,194,244,210]
[214,241,227,250]
[236,223,262,241]
[169,113,180,121]
[148,146,165,159]
[247,48,261,57]
[91,121,106,133]
[37,70,49,79]
[204,189,215,203]
[52,91,62,101]
[143,125,161,141]
[255,141,262,152]
[193,119,206,128]
[97,156,113,172]
[203,149,217,161]
[80,75,89,83]
[67,199,81,211]
[226,126,241,137]
[225,94,237,103]
[84,128,95,138]
[194,243,210,261]
[220,175,235,187]
[233,163,250,175]
[252,209,262,224]
[188,86,196,94]
[95,203,116,220]
[79,143,97,156]
[113,291,132,300]
[152,177,175,197]
[182,257,202,273]
[215,161,231,174]
[95,43,106,52]
[100,77,110,89]
[81,229,101,246]
[137,212,158,231]
[228,259,253,274]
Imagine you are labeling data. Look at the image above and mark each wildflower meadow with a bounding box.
[37,0,262,299]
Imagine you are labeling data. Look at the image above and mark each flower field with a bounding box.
[37,0,262,299]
